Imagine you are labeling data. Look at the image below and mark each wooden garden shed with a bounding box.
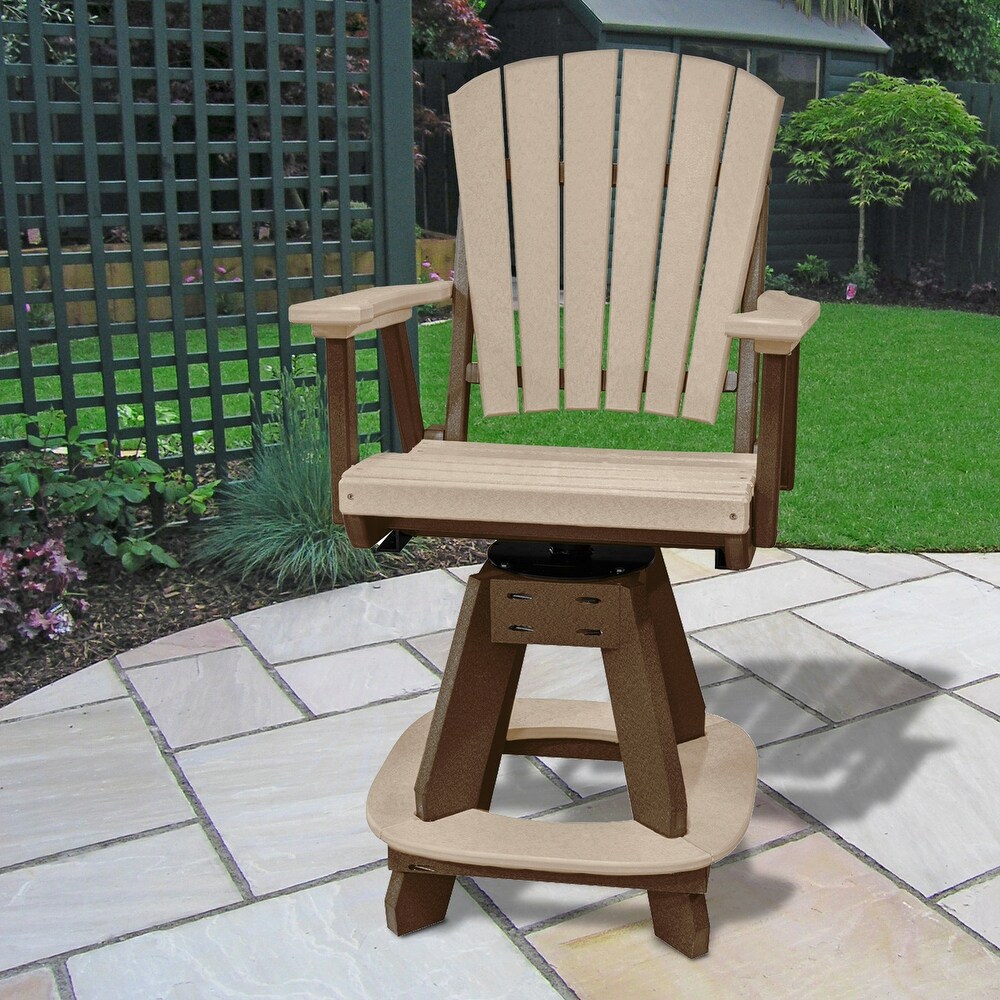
[421,0,890,273]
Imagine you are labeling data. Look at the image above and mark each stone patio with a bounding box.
[1,547,998,999]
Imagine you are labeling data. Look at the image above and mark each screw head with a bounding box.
[729,512,737,520]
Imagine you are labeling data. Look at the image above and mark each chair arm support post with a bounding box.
[325,339,359,525]
[780,346,800,491]
[754,353,788,548]
[381,321,426,452]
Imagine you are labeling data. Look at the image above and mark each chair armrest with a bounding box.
[289,281,454,339]
[725,291,820,355]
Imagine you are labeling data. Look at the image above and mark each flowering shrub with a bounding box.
[0,537,87,653]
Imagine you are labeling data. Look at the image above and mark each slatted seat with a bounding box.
[340,439,756,536]
[289,49,821,959]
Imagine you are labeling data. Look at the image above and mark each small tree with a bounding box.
[777,73,999,267]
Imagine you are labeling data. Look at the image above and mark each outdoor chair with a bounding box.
[290,50,819,958]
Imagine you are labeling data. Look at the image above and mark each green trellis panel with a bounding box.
[0,0,416,476]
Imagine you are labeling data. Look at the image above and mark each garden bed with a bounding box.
[0,527,490,710]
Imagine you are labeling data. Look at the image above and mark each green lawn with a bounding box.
[2,303,997,551]
[416,303,999,552]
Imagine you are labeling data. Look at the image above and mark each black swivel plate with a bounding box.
[487,539,655,581]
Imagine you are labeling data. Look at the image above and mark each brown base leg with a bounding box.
[648,890,710,958]
[384,870,457,936]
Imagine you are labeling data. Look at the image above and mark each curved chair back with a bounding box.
[448,50,783,425]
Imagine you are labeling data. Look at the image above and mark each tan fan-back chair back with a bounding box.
[449,50,783,425]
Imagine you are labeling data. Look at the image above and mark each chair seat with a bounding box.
[339,439,757,536]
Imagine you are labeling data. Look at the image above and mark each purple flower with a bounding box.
[421,260,431,268]
[184,275,196,284]
[216,265,228,274]
[448,269,455,280]
[24,303,31,312]
[429,271,440,281]
[846,283,858,301]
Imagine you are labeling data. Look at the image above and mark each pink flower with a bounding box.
[429,271,440,281]
[449,269,455,280]
[24,303,31,312]
[421,260,431,268]
[183,275,196,284]
[846,283,858,301]
[216,265,227,274]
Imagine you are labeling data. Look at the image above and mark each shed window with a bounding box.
[678,41,750,71]
[755,50,820,112]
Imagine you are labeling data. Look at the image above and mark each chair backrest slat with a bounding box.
[644,57,735,417]
[604,50,678,413]
[505,56,561,412]
[449,70,519,416]
[682,70,783,422]
[562,49,618,411]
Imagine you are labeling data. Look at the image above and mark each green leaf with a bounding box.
[149,543,179,569]
[120,549,143,572]
[16,472,40,497]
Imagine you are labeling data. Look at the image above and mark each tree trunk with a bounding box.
[857,203,866,269]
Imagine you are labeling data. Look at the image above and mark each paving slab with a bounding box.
[0,661,125,722]
[674,560,861,632]
[0,968,59,1000]
[117,619,240,669]
[940,875,1000,949]
[275,641,440,715]
[796,572,1000,687]
[129,646,303,748]
[528,834,1000,999]
[956,677,1000,717]
[696,612,932,721]
[759,694,1000,897]
[176,694,439,896]
[789,549,944,588]
[234,570,465,663]
[67,868,561,1000]
[0,699,193,869]
[0,826,240,973]
[924,551,1000,588]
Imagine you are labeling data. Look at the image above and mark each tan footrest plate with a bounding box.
[367,699,758,877]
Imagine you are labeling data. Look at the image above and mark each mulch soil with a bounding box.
[4,277,995,710]
[0,529,490,710]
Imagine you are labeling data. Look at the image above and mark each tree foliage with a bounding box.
[878,0,1000,83]
[777,73,999,264]
[789,0,892,26]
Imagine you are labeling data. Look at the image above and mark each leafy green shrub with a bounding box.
[0,413,217,572]
[844,256,880,294]
[193,372,378,590]
[793,254,832,286]
[764,266,796,293]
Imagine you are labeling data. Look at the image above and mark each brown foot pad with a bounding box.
[384,870,456,936]
[648,889,710,958]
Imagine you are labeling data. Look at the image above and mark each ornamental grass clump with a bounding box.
[194,372,377,591]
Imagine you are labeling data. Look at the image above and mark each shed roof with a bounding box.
[566,0,890,54]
